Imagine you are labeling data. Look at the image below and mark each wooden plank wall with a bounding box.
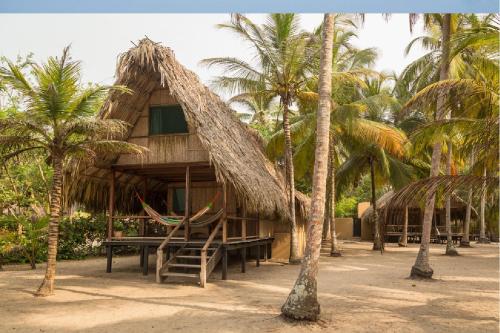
[117,87,209,165]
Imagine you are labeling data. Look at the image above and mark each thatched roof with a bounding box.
[360,190,475,221]
[67,38,299,219]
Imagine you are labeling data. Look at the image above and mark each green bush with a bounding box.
[57,212,107,260]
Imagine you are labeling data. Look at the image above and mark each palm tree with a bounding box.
[0,47,143,296]
[202,14,318,263]
[336,129,412,250]
[281,13,335,321]
[403,14,498,258]
[404,14,453,279]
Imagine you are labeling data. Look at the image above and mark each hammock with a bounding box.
[137,191,221,227]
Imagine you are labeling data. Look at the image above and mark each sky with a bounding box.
[0,14,425,97]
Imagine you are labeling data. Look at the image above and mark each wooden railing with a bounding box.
[156,217,186,283]
[200,219,223,287]
[225,216,259,242]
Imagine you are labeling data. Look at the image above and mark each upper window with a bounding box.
[149,105,188,135]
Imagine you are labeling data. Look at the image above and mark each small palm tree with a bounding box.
[0,47,143,296]
[336,129,413,250]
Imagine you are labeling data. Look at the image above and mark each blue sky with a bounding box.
[1,0,498,13]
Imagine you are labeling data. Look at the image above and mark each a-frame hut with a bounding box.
[67,38,309,287]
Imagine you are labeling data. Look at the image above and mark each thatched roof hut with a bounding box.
[66,38,305,220]
[360,190,476,222]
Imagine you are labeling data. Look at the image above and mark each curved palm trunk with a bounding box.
[478,166,489,243]
[370,157,382,251]
[399,206,408,247]
[283,101,301,264]
[461,189,473,247]
[282,14,334,321]
[328,136,341,256]
[36,155,63,296]
[411,14,451,279]
[445,143,458,255]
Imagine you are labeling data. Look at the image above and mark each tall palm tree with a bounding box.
[404,14,498,262]
[0,47,143,296]
[281,13,335,321]
[202,14,318,263]
[405,14,453,279]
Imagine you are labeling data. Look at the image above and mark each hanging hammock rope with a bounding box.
[136,191,221,227]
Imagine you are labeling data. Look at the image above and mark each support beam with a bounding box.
[106,245,113,273]
[222,247,228,280]
[140,177,148,237]
[222,182,228,243]
[142,245,149,276]
[256,245,260,267]
[241,202,247,240]
[107,170,115,241]
[184,166,191,241]
[241,248,246,273]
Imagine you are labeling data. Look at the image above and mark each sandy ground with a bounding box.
[0,241,498,333]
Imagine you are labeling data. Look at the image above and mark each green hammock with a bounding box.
[137,191,221,227]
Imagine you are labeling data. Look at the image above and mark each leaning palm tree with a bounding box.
[202,14,318,263]
[0,47,143,296]
[281,13,335,321]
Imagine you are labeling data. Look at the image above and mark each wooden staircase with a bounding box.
[156,218,223,287]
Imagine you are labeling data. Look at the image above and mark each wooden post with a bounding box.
[256,213,260,239]
[222,246,228,280]
[140,177,148,237]
[184,166,191,241]
[241,248,246,273]
[106,245,113,273]
[222,182,228,243]
[142,245,149,276]
[256,244,260,267]
[241,201,247,240]
[107,170,115,241]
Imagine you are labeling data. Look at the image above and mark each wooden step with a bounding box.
[176,255,202,259]
[168,263,201,269]
[182,247,217,251]
[161,271,199,278]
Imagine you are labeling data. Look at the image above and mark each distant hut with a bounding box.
[66,38,309,286]
[360,190,476,243]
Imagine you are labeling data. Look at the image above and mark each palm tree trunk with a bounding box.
[328,136,341,257]
[283,100,301,264]
[35,155,63,296]
[370,157,382,251]
[478,166,489,243]
[323,180,331,240]
[282,14,334,321]
[411,13,451,279]
[399,206,408,247]
[461,189,473,247]
[445,143,458,255]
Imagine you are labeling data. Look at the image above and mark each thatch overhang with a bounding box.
[67,38,294,219]
[360,190,477,222]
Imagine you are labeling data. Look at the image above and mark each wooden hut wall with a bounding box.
[117,87,209,165]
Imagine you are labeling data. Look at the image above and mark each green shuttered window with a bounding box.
[149,105,188,135]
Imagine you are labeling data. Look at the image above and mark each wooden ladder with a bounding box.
[156,219,223,287]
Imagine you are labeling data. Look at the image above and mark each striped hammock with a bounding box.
[137,191,221,227]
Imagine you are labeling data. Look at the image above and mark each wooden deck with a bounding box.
[103,236,273,285]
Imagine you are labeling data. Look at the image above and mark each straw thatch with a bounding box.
[66,38,301,219]
[360,190,476,222]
